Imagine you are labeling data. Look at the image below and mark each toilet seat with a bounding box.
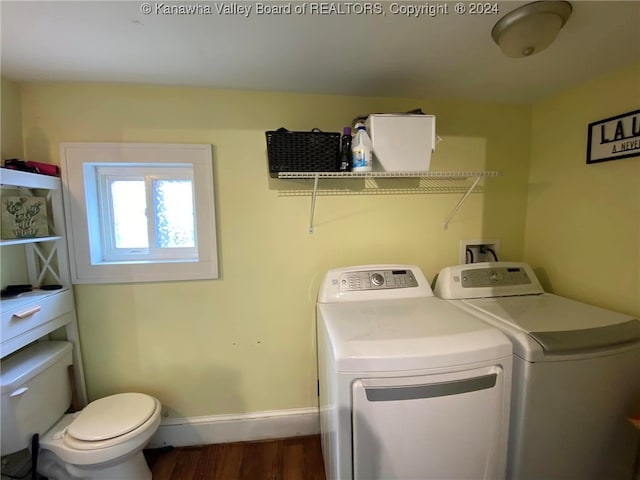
[39,396,162,467]
[64,393,159,451]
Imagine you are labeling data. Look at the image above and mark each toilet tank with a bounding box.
[1,341,73,455]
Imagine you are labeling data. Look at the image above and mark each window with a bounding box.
[61,143,218,283]
[92,165,196,262]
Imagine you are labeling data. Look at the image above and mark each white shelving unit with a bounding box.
[277,170,501,233]
[0,169,88,406]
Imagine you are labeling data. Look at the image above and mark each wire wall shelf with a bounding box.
[276,170,501,233]
[277,170,499,179]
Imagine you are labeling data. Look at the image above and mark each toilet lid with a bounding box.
[67,393,157,442]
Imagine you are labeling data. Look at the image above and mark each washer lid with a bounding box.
[462,293,639,356]
[528,320,639,353]
[68,393,156,442]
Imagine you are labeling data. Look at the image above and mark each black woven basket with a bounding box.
[266,130,341,177]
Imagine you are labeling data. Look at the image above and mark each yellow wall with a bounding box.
[17,82,531,417]
[1,77,24,160]
[1,77,28,287]
[525,63,640,317]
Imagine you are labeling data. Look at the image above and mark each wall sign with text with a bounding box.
[587,109,640,164]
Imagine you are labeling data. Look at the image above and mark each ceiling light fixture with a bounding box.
[491,1,573,58]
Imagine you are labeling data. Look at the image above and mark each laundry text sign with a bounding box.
[587,109,640,164]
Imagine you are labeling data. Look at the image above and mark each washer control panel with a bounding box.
[339,269,418,291]
[433,262,543,299]
[461,266,531,288]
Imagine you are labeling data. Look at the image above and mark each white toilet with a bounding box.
[0,341,161,479]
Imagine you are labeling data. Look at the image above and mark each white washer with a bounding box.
[434,261,640,480]
[317,264,513,480]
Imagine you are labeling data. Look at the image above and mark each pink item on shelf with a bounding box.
[26,161,59,176]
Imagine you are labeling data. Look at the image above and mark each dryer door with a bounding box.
[352,365,507,480]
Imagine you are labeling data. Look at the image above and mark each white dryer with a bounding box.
[434,261,640,480]
[316,265,513,480]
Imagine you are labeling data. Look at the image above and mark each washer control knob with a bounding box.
[371,273,384,287]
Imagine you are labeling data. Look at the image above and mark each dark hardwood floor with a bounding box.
[144,435,326,480]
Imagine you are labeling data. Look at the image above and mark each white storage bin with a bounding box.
[365,114,436,172]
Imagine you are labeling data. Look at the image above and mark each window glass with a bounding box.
[111,180,148,249]
[153,179,195,248]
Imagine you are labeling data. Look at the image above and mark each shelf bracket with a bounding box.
[443,175,482,230]
[309,175,319,234]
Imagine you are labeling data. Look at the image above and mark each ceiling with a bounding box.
[1,1,639,103]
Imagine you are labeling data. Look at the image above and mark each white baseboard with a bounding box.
[147,407,320,448]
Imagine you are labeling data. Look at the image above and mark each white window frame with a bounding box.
[61,143,218,284]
